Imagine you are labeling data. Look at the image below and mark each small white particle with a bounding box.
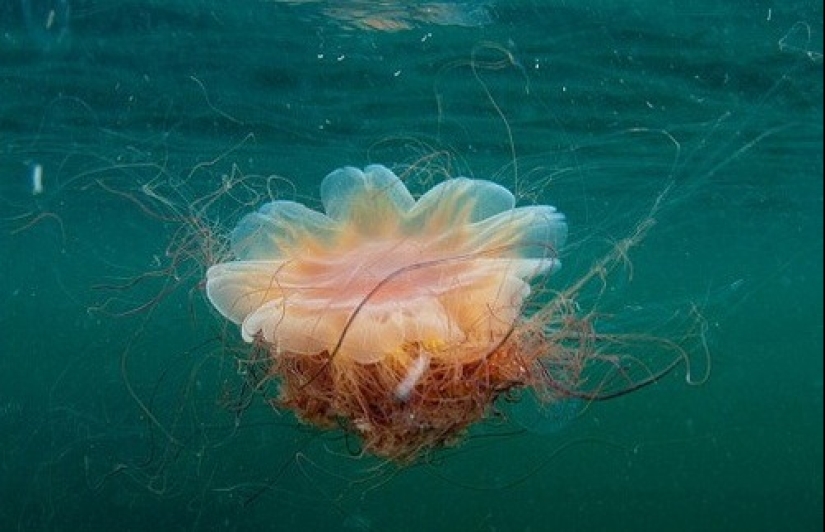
[31,163,43,195]
[394,351,430,402]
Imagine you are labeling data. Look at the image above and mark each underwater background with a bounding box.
[1,1,822,530]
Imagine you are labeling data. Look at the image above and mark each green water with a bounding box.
[1,1,821,531]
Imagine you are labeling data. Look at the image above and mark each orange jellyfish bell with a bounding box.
[206,164,567,460]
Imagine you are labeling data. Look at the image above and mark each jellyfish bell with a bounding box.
[205,164,568,460]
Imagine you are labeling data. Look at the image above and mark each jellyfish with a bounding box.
[206,164,570,460]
